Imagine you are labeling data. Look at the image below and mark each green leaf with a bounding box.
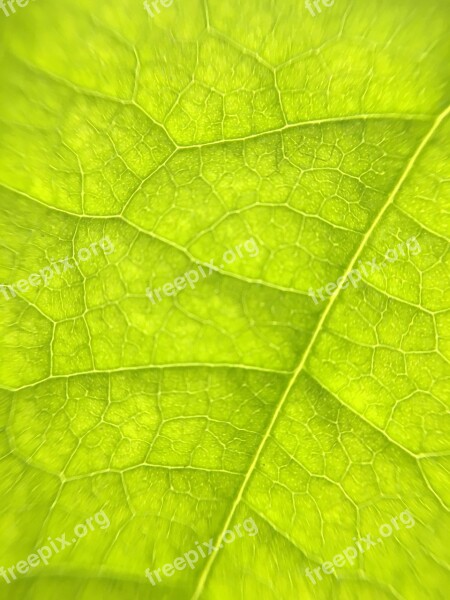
[0,0,449,598]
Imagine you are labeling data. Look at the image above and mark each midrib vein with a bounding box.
[190,103,450,600]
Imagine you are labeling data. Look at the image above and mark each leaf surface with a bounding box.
[0,1,449,599]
